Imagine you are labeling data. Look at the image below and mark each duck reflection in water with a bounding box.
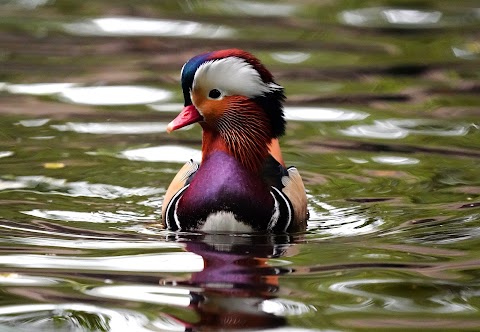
[164,233,295,331]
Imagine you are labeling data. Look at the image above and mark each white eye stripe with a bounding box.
[193,57,281,98]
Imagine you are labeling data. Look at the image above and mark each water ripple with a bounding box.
[58,85,172,106]
[0,175,163,199]
[271,52,311,64]
[0,253,203,273]
[339,7,477,29]
[0,0,49,9]
[371,156,420,165]
[0,273,60,286]
[0,303,156,332]
[284,106,369,122]
[217,1,297,17]
[20,209,154,223]
[325,278,476,314]
[9,236,180,250]
[308,197,384,237]
[401,214,480,245]
[17,119,50,127]
[340,121,408,139]
[63,16,234,39]
[119,145,202,163]
[341,8,442,27]
[85,285,193,307]
[0,151,14,159]
[390,119,470,136]
[51,122,168,134]
[148,103,184,113]
[0,219,170,246]
[3,83,77,95]
[3,83,172,106]
[340,119,469,139]
[260,298,317,316]
[453,41,480,59]
[338,317,480,330]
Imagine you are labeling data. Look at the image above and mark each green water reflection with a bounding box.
[0,0,479,331]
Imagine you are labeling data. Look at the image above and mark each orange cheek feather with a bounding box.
[192,93,229,123]
[192,93,230,156]
[201,99,229,122]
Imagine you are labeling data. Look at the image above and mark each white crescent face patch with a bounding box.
[192,57,282,99]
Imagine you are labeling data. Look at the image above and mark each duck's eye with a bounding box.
[208,89,222,99]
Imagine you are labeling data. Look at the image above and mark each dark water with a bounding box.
[1,1,480,331]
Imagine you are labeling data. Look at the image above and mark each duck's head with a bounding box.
[167,49,286,171]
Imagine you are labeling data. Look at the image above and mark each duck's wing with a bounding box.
[282,166,308,231]
[262,156,308,233]
[162,159,199,226]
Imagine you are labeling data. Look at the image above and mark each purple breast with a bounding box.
[177,151,273,230]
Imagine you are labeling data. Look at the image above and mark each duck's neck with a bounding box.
[201,116,272,174]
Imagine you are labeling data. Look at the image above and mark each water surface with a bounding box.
[0,1,480,331]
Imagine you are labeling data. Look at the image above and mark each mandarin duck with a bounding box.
[162,49,308,233]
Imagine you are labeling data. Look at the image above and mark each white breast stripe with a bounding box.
[165,184,189,231]
[173,196,182,231]
[268,191,280,230]
[271,186,292,232]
